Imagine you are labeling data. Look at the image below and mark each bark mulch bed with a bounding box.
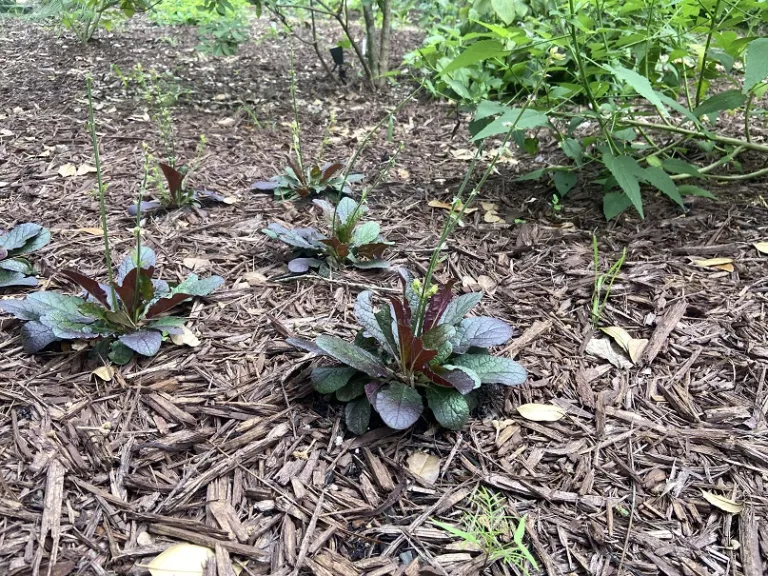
[1,13,768,576]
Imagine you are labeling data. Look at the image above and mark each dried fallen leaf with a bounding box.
[217,117,236,127]
[170,325,200,348]
[481,201,506,224]
[407,451,441,485]
[58,164,77,177]
[91,365,114,381]
[627,338,648,364]
[427,199,477,214]
[77,227,104,236]
[585,338,633,369]
[183,257,211,271]
[517,403,566,422]
[753,242,768,254]
[141,543,215,576]
[701,491,743,514]
[76,164,97,176]
[397,168,410,180]
[242,271,268,286]
[450,148,475,160]
[693,257,734,272]
[600,326,632,351]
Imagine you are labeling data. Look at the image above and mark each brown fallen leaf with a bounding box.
[91,365,114,382]
[171,326,200,348]
[58,164,77,177]
[76,164,97,176]
[693,257,734,272]
[481,202,506,224]
[406,451,440,485]
[183,257,211,271]
[600,326,648,365]
[427,199,477,214]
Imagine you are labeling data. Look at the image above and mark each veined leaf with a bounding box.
[642,166,684,208]
[315,335,392,378]
[693,89,747,117]
[355,291,395,355]
[744,38,768,93]
[119,330,163,357]
[678,185,716,199]
[311,366,357,394]
[603,153,644,219]
[443,40,508,74]
[605,64,668,116]
[603,192,633,220]
[20,320,59,354]
[352,222,380,247]
[452,317,513,354]
[427,386,470,430]
[449,354,527,386]
[375,382,423,430]
[439,291,483,327]
[345,396,371,435]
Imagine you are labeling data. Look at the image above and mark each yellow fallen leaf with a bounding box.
[427,199,477,214]
[76,164,97,176]
[516,403,566,422]
[406,451,441,485]
[77,227,104,236]
[480,201,506,224]
[220,196,238,205]
[480,202,498,211]
[451,148,475,160]
[712,263,734,272]
[754,242,768,254]
[693,257,733,267]
[701,491,743,514]
[92,365,114,382]
[397,168,410,180]
[140,543,214,576]
[170,325,200,348]
[58,164,77,177]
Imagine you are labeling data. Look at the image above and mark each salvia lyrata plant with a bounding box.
[128,161,230,216]
[251,160,363,201]
[0,247,224,364]
[0,223,51,288]
[290,270,527,433]
[263,196,391,275]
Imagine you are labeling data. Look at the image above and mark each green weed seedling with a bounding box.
[0,224,51,288]
[0,78,224,364]
[591,235,626,326]
[433,487,538,574]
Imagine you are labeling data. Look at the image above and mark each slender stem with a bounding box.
[86,77,115,290]
[566,0,617,154]
[288,50,304,175]
[644,0,655,81]
[694,0,723,107]
[744,93,753,143]
[133,152,149,323]
[618,118,768,154]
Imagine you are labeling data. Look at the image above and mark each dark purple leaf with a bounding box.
[320,162,344,181]
[145,292,193,318]
[251,180,280,192]
[320,237,350,259]
[21,320,59,354]
[311,366,357,393]
[375,383,423,430]
[118,329,163,356]
[355,243,389,260]
[424,279,457,331]
[61,269,110,308]
[196,190,227,203]
[127,200,164,216]
[424,366,478,394]
[159,163,185,196]
[0,247,7,260]
[113,267,139,316]
[365,381,383,407]
[393,320,436,373]
[286,337,324,354]
[288,258,322,273]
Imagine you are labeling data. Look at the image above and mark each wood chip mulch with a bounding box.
[1,15,767,576]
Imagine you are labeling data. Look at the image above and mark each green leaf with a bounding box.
[439,292,483,326]
[375,383,423,430]
[662,158,701,177]
[119,330,163,357]
[352,221,380,247]
[336,378,366,402]
[693,89,747,117]
[603,192,633,220]
[173,274,225,296]
[553,171,577,197]
[605,64,668,116]
[679,185,717,199]
[108,340,135,365]
[426,386,469,430]
[442,40,508,74]
[561,138,583,166]
[448,354,527,385]
[744,38,768,93]
[491,0,516,24]
[471,109,550,141]
[315,335,392,378]
[642,166,684,208]
[602,153,644,219]
[311,366,358,394]
[422,324,457,350]
[345,396,371,435]
[354,291,395,355]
